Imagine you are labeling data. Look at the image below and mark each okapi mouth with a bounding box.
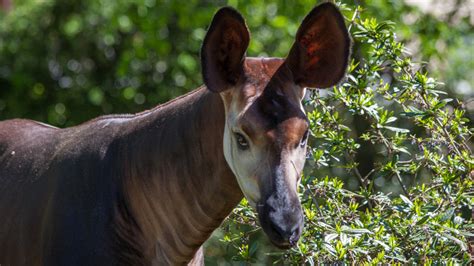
[256,200,304,249]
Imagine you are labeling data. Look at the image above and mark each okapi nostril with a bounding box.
[268,217,301,247]
[289,229,300,246]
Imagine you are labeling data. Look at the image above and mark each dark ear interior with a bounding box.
[285,2,351,88]
[201,7,250,93]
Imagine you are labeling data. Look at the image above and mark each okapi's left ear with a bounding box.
[201,7,250,93]
[285,3,351,89]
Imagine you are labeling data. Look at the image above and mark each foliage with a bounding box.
[0,0,473,264]
[0,0,217,125]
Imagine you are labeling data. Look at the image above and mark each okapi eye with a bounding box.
[300,130,309,148]
[235,133,249,150]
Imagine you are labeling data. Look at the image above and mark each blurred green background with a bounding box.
[0,0,472,127]
[0,0,472,263]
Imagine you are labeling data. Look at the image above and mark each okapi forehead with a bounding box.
[244,57,285,85]
[238,90,308,148]
[240,99,308,148]
[233,57,308,146]
[237,57,297,105]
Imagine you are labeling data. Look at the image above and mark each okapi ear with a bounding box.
[285,2,351,89]
[201,7,250,93]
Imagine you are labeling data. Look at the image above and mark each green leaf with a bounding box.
[342,228,374,235]
[248,241,258,257]
[386,116,397,124]
[393,146,411,155]
[439,208,455,222]
[322,243,337,257]
[400,111,427,117]
[382,126,410,133]
[399,194,413,207]
[416,214,431,225]
[325,233,338,242]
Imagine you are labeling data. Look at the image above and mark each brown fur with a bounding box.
[0,88,241,265]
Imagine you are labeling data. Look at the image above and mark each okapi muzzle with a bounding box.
[202,2,351,250]
[256,162,305,248]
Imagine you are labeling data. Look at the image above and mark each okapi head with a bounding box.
[201,3,350,249]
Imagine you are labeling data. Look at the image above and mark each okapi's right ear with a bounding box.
[201,7,250,93]
[285,3,351,89]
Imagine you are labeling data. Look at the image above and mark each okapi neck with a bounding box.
[114,87,243,264]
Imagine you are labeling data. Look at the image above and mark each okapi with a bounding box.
[0,2,350,265]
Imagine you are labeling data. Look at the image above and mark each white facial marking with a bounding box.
[223,125,261,207]
[221,93,262,207]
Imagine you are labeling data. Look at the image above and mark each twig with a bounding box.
[394,170,409,197]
